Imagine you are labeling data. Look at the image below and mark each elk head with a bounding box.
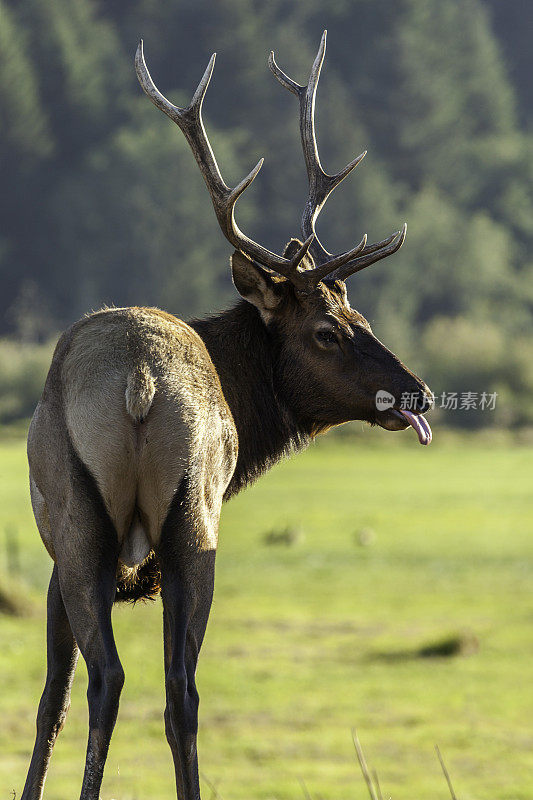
[135,31,433,444]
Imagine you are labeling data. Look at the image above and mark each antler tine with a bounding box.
[270,31,407,287]
[313,229,402,281]
[331,224,407,282]
[358,230,400,255]
[270,31,366,270]
[135,40,315,288]
[268,51,303,97]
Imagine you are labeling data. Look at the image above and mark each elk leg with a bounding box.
[157,490,217,800]
[163,607,181,769]
[21,565,79,800]
[56,554,124,800]
[161,569,214,800]
[47,452,125,800]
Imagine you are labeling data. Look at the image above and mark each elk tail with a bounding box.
[125,364,156,422]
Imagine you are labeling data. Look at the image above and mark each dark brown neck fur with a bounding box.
[190,301,311,500]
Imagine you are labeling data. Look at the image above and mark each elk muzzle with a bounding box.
[375,381,433,445]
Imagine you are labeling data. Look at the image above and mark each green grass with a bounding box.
[1,430,532,799]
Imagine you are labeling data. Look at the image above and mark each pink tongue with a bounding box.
[397,409,432,446]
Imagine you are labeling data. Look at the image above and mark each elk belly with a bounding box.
[119,512,151,567]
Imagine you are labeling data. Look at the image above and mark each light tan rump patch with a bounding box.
[125,364,156,422]
[61,306,237,549]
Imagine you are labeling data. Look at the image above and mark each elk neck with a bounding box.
[190,300,312,499]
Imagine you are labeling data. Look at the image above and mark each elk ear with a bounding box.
[283,238,315,272]
[231,250,283,321]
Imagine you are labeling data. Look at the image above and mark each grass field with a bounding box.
[0,430,532,799]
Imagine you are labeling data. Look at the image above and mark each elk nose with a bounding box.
[414,385,434,414]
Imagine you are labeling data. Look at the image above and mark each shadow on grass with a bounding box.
[370,631,479,662]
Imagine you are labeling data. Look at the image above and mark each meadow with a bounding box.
[0,429,532,799]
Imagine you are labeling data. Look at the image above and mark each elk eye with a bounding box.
[315,329,338,346]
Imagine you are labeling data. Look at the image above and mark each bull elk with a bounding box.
[21,31,432,800]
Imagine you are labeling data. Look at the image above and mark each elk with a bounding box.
[21,31,432,800]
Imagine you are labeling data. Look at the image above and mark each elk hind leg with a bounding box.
[157,488,218,800]
[21,565,79,800]
[51,454,125,800]
[59,552,124,798]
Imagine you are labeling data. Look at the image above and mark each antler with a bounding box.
[135,40,315,291]
[135,35,405,294]
[269,30,406,282]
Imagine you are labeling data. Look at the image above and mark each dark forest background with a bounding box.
[0,0,532,428]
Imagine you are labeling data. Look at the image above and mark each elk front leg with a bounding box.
[21,565,79,800]
[157,489,218,800]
